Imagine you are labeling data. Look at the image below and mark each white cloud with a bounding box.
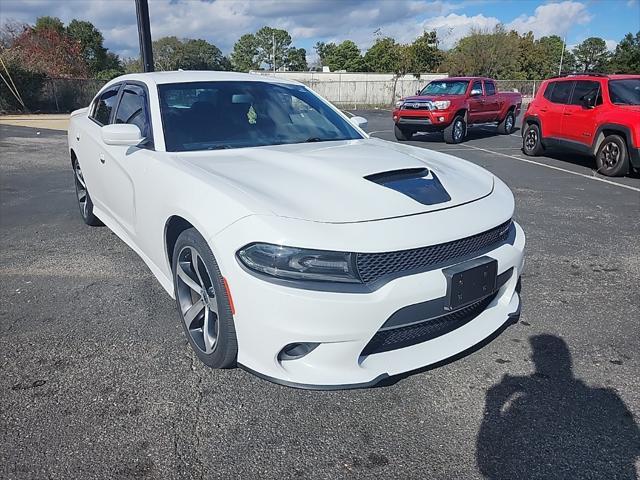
[507,1,592,38]
[604,39,618,51]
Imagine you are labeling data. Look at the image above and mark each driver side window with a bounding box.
[471,81,483,96]
[114,84,152,147]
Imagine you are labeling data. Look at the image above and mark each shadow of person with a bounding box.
[476,334,640,479]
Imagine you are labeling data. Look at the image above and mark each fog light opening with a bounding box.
[278,342,320,362]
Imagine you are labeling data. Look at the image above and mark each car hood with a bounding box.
[178,138,494,223]
[402,94,462,103]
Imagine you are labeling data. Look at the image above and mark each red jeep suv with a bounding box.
[522,74,640,176]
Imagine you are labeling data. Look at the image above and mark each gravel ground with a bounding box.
[1,119,638,480]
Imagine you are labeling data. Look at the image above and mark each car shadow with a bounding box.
[408,126,520,144]
[476,334,640,480]
[528,148,640,179]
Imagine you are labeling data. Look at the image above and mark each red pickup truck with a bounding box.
[393,77,522,143]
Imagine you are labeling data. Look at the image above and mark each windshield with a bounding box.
[158,81,362,152]
[420,80,470,96]
[608,79,640,105]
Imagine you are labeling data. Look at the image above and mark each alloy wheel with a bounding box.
[453,120,464,142]
[505,114,514,133]
[74,161,88,218]
[525,128,538,151]
[600,142,620,170]
[175,245,219,354]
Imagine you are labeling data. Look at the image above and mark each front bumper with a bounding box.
[393,109,454,130]
[212,197,524,389]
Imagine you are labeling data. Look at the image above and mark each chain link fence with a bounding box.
[1,75,539,114]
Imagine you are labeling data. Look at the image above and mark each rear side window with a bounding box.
[115,84,151,141]
[543,82,556,100]
[91,86,120,125]
[570,81,601,106]
[485,81,496,96]
[548,81,574,104]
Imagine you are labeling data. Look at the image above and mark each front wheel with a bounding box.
[596,135,629,177]
[444,116,466,144]
[522,123,544,156]
[73,158,102,226]
[173,228,237,369]
[497,110,515,135]
[394,124,413,141]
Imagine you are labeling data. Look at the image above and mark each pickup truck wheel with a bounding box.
[173,228,238,369]
[73,158,102,226]
[394,124,413,141]
[444,116,466,144]
[596,135,629,177]
[497,110,515,135]
[522,123,544,156]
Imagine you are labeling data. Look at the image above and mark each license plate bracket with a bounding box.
[444,256,498,311]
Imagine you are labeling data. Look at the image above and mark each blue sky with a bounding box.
[1,0,638,60]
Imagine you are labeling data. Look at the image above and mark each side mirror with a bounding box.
[470,89,483,97]
[580,96,596,109]
[101,124,144,146]
[415,90,421,96]
[349,116,368,132]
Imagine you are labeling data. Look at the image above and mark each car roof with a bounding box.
[546,73,640,82]
[434,77,494,82]
[107,70,303,87]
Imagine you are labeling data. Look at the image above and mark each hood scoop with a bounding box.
[365,168,451,206]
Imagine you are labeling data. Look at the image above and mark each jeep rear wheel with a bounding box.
[596,135,629,177]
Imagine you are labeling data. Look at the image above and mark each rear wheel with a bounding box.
[522,123,544,156]
[596,135,629,177]
[394,124,413,141]
[444,115,466,144]
[173,228,237,369]
[72,158,102,226]
[497,110,515,135]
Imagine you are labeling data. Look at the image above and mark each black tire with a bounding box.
[172,228,237,369]
[443,115,466,144]
[394,124,413,141]
[497,110,516,135]
[72,158,102,226]
[522,123,544,156]
[595,135,630,177]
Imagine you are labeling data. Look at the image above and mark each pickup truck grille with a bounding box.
[401,102,433,110]
[355,220,512,284]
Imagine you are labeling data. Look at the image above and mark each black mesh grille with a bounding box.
[356,220,511,284]
[361,293,497,356]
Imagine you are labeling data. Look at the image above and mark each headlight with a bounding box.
[433,100,450,110]
[237,243,361,283]
[395,100,404,108]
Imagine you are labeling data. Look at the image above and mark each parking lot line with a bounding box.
[460,144,640,193]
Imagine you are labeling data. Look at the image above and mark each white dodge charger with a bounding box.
[68,71,525,389]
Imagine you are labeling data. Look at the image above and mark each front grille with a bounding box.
[361,293,497,356]
[356,220,511,284]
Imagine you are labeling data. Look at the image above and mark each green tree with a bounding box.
[315,40,365,71]
[537,35,576,77]
[287,47,308,71]
[364,37,402,72]
[33,16,64,34]
[609,32,640,73]
[573,37,611,72]
[254,26,292,70]
[408,31,443,73]
[152,36,230,71]
[231,33,259,71]
[66,19,118,76]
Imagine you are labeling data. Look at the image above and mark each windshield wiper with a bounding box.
[206,144,232,150]
[304,137,325,142]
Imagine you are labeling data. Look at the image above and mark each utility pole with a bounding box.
[135,0,154,72]
[272,32,276,72]
[558,35,566,75]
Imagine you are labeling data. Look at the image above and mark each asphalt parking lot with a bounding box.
[1,115,639,479]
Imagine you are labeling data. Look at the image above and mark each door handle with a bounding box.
[99,153,106,164]
[76,133,80,141]
[563,112,572,116]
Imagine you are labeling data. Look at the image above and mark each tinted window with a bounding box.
[471,81,483,95]
[158,81,362,152]
[609,79,640,105]
[549,81,573,104]
[570,81,601,106]
[543,82,556,100]
[92,86,120,125]
[485,81,496,96]
[421,80,469,95]
[115,84,150,139]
